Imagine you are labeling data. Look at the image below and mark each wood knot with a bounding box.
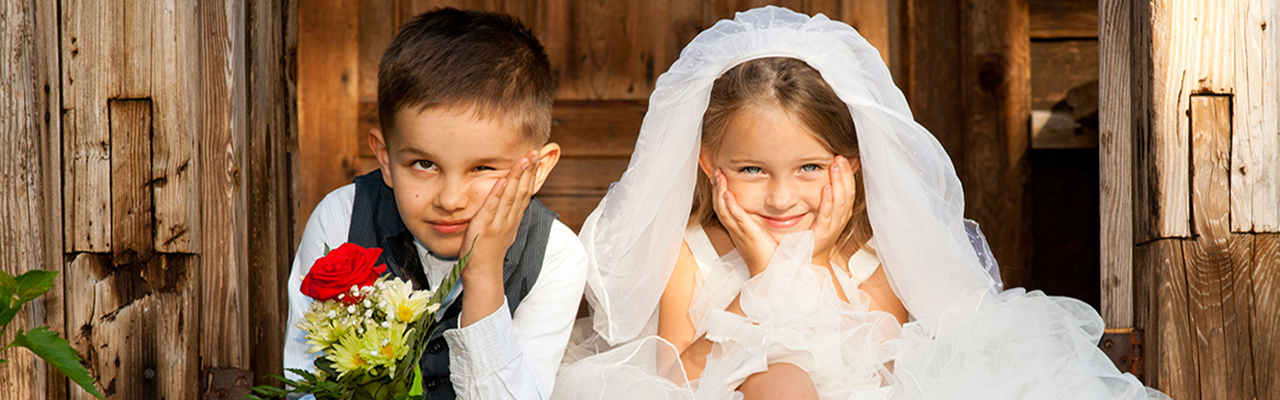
[977,58,1006,93]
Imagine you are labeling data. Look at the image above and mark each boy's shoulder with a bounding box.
[531,219,587,276]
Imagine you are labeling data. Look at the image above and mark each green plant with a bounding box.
[0,269,103,399]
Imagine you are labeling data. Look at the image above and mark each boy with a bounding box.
[283,9,587,400]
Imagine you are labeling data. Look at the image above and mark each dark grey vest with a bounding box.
[347,170,555,399]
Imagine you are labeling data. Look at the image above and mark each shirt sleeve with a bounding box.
[443,221,589,399]
[282,185,356,380]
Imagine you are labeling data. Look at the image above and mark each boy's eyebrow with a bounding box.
[396,146,432,158]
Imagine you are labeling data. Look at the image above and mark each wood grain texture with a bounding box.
[1134,238,1199,396]
[1030,40,1096,110]
[298,0,359,226]
[903,0,964,188]
[109,100,154,267]
[1029,0,1096,39]
[1253,234,1280,400]
[1098,0,1133,327]
[549,100,647,158]
[246,0,297,386]
[61,0,113,252]
[150,0,200,253]
[64,253,199,400]
[538,195,603,233]
[960,0,1032,288]
[358,0,397,101]
[1183,95,1255,399]
[541,158,628,197]
[1229,0,1280,233]
[0,0,64,396]
[112,0,152,98]
[197,0,251,370]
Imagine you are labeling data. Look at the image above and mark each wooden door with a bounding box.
[1100,0,1280,398]
[0,0,298,398]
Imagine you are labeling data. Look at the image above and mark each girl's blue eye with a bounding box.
[414,160,437,170]
[740,166,763,174]
[800,164,822,173]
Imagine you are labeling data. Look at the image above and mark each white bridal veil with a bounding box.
[578,6,997,346]
[566,7,1167,399]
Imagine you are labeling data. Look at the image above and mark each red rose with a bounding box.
[300,243,387,304]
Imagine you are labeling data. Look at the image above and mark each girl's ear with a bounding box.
[697,149,717,179]
[848,157,861,175]
[370,128,394,189]
[531,142,562,193]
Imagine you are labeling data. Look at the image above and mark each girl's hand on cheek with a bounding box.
[813,156,855,263]
[712,169,777,276]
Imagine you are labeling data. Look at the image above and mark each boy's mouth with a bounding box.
[759,214,804,229]
[428,219,470,234]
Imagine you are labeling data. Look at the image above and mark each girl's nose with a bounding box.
[763,178,798,212]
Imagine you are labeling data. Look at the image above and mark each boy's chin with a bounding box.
[418,234,464,259]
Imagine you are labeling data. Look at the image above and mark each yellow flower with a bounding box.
[298,301,351,354]
[361,323,412,376]
[327,333,369,378]
[377,278,437,324]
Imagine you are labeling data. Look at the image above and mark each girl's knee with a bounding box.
[739,363,819,400]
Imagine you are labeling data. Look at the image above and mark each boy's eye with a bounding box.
[739,166,763,174]
[413,160,437,171]
[473,166,496,172]
[800,164,822,173]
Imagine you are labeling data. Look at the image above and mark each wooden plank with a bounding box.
[151,0,199,253]
[0,0,64,396]
[903,0,965,173]
[1029,0,1096,39]
[298,0,359,225]
[109,100,154,267]
[1182,95,1255,399]
[1099,0,1133,327]
[358,0,396,101]
[960,0,1032,288]
[246,0,296,386]
[65,253,199,400]
[62,0,113,252]
[548,100,646,158]
[1030,40,1097,110]
[541,157,628,197]
[1253,234,1280,400]
[538,195,603,233]
[1133,238,1199,396]
[112,0,152,98]
[197,0,251,370]
[556,0,664,100]
[838,0,893,72]
[1229,0,1280,233]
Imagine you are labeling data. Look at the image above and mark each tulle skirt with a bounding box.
[553,251,1168,400]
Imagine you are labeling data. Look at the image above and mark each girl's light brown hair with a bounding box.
[691,57,873,257]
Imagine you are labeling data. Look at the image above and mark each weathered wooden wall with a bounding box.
[0,0,298,399]
[1102,0,1280,398]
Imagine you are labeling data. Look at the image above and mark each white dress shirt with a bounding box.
[283,184,588,399]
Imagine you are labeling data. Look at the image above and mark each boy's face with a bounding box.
[370,106,559,258]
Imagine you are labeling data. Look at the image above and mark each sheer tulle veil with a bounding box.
[578,6,998,346]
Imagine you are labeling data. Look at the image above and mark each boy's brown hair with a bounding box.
[378,8,554,143]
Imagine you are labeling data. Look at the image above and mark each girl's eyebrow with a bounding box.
[795,155,834,164]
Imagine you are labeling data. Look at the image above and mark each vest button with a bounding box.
[426,377,440,390]
[427,338,446,354]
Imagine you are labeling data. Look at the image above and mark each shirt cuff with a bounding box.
[443,297,520,377]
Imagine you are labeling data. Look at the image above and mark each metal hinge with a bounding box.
[200,368,253,400]
[1100,327,1144,382]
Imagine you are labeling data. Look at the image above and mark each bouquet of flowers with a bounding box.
[250,243,468,400]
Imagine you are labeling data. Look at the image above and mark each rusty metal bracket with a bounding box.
[1100,327,1143,382]
[200,368,253,400]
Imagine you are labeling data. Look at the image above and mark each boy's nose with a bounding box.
[433,179,469,212]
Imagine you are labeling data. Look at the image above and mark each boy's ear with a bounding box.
[369,128,394,188]
[531,142,562,193]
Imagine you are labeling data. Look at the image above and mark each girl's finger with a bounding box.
[830,156,847,206]
[818,184,834,227]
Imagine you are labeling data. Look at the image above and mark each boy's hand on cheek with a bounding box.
[458,150,541,327]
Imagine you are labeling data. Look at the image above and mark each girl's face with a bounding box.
[700,104,838,242]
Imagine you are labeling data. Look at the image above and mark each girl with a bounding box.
[557,7,1167,400]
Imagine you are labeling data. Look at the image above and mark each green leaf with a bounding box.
[409,364,423,397]
[324,243,332,255]
[12,326,103,399]
[14,270,58,304]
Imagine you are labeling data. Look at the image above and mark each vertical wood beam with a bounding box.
[298,0,359,224]
[109,100,154,267]
[960,0,1032,288]
[1099,0,1133,327]
[1252,234,1280,400]
[246,0,297,385]
[1183,95,1256,399]
[1133,238,1198,395]
[1229,0,1279,232]
[0,0,65,397]
[902,0,963,168]
[151,0,200,254]
[198,0,251,370]
[62,0,112,252]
